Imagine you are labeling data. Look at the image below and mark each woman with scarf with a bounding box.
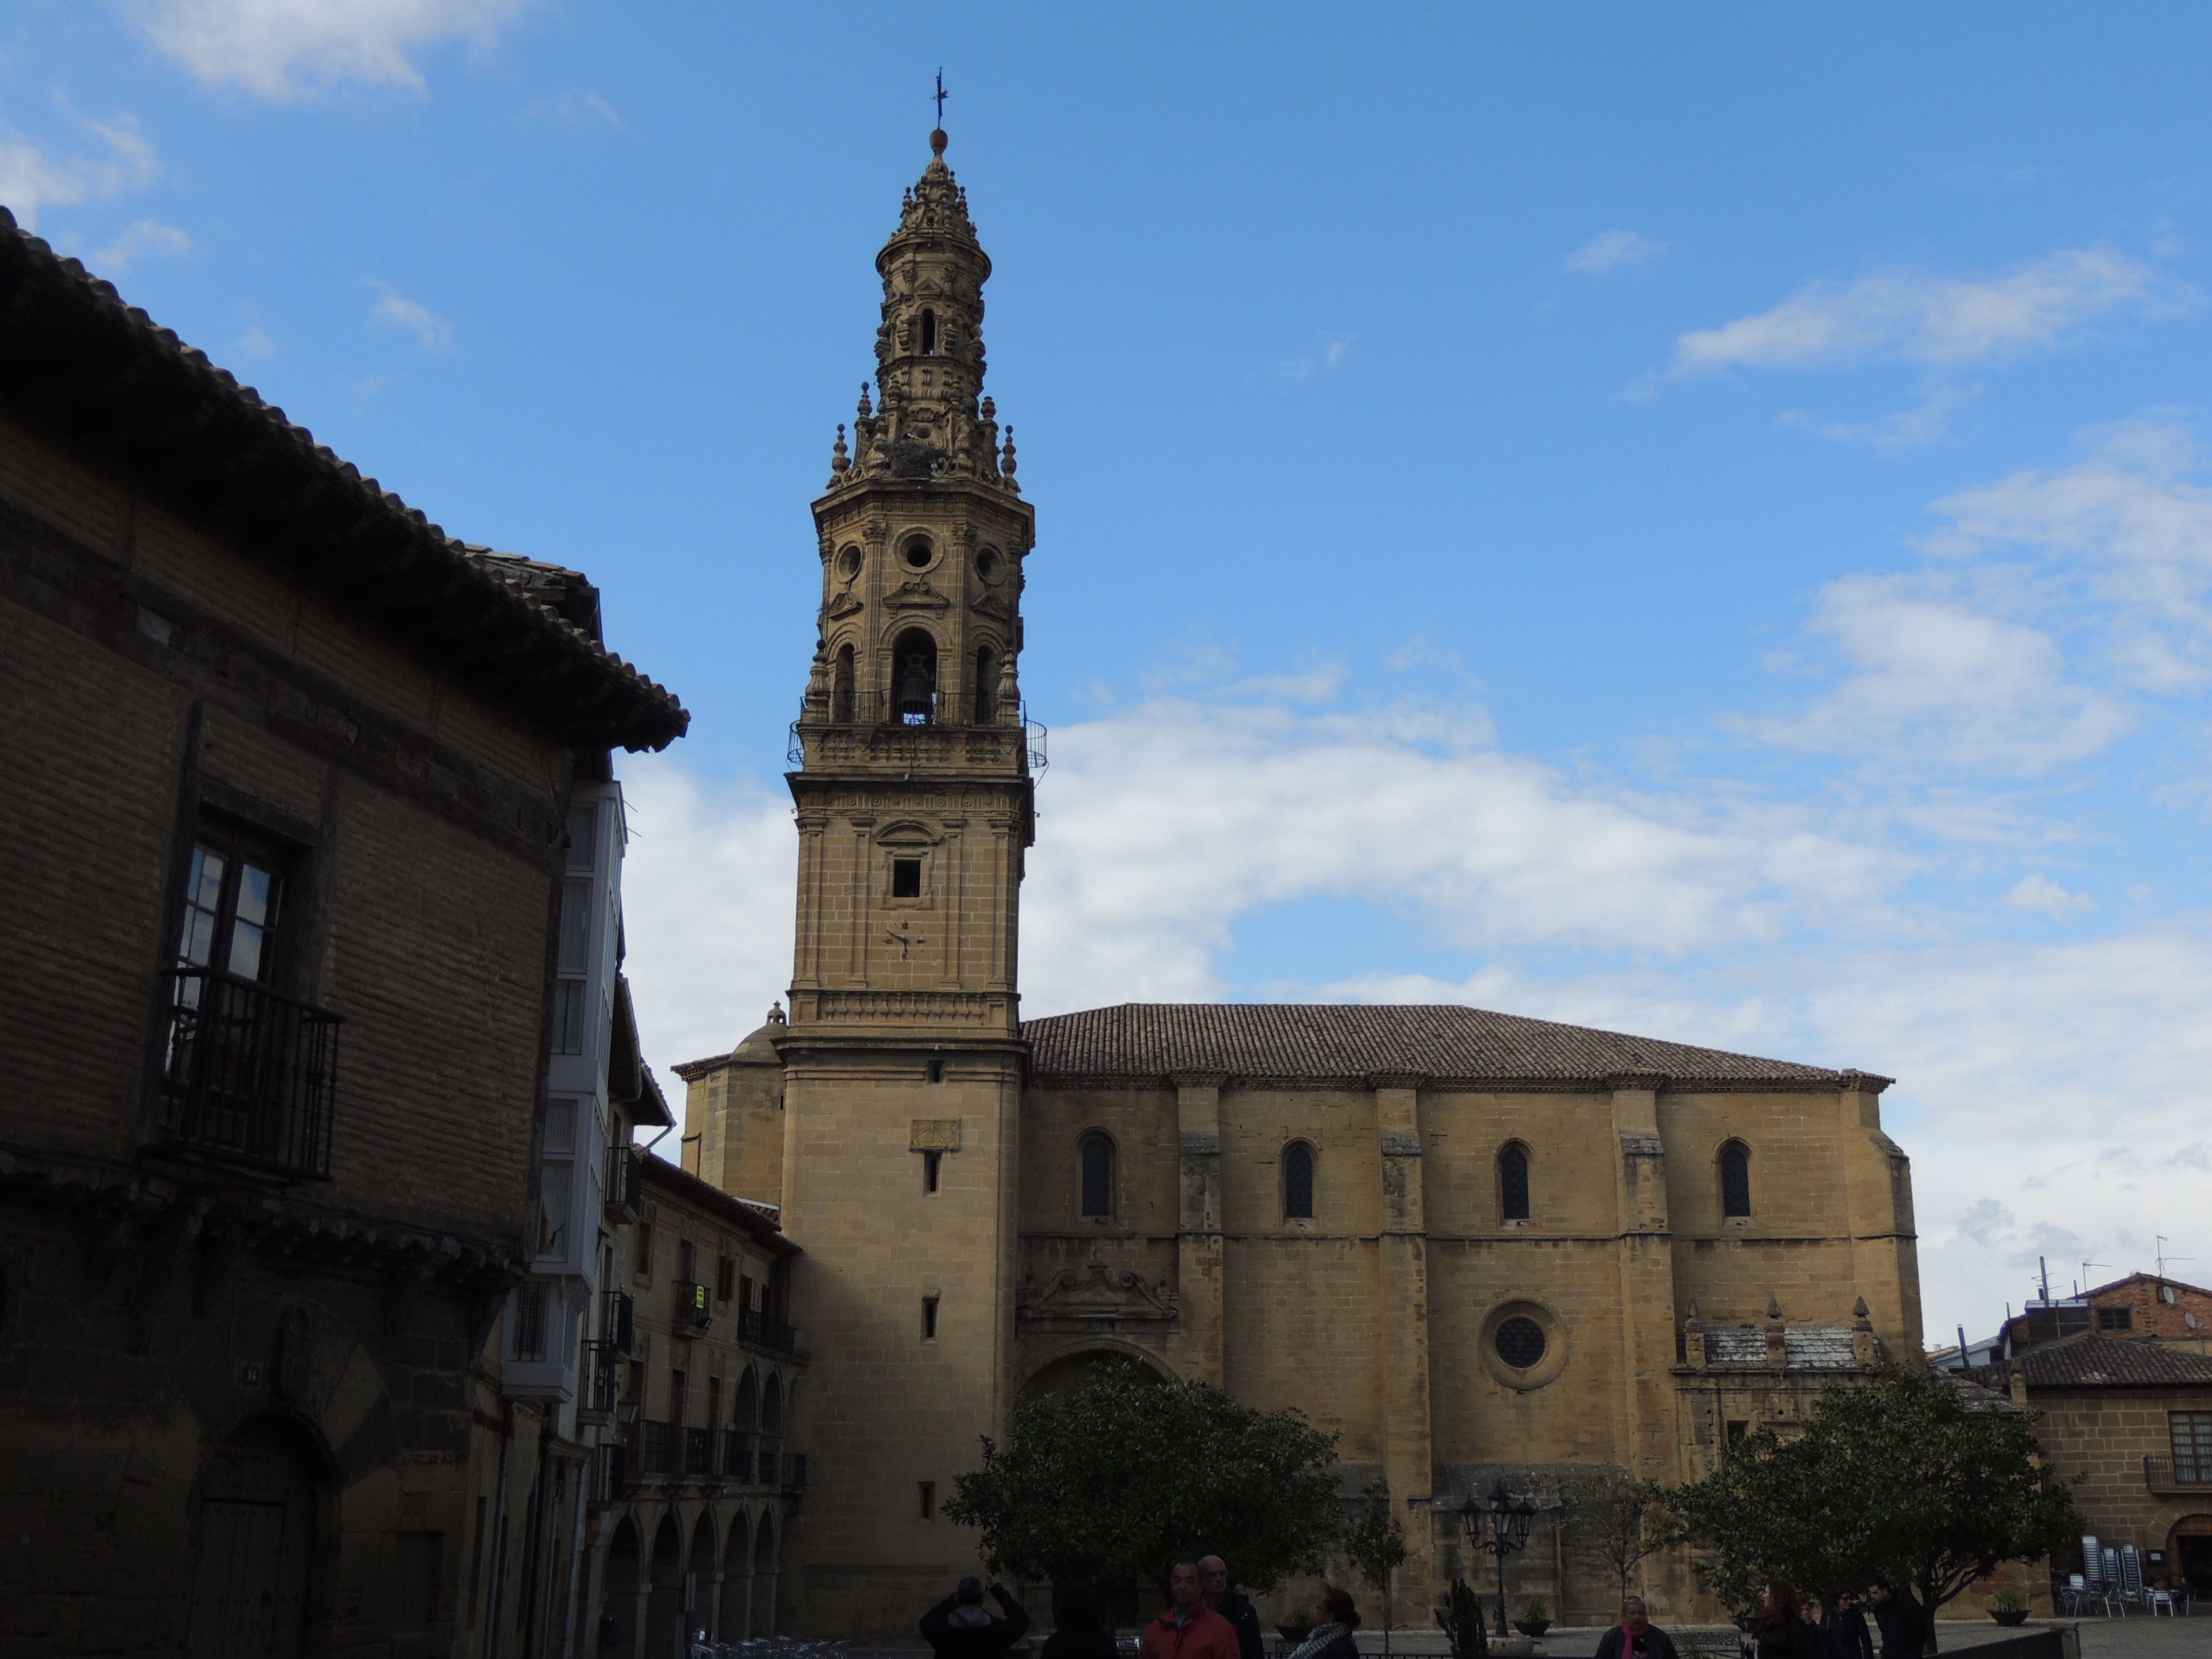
[1285,1587,1361,1659]
[1751,1580,1815,1659]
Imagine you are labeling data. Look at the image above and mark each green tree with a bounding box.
[1563,1473,1670,1608]
[1664,1362,2080,1644]
[944,1362,1342,1599]
[1342,1481,1410,1656]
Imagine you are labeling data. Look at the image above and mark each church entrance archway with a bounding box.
[2172,1515,2212,1596]
[1018,1346,1170,1402]
[181,1413,321,1659]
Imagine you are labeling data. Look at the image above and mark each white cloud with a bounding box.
[1735,572,2132,776]
[1780,381,1975,452]
[1565,229,1667,275]
[0,114,160,231]
[95,217,191,271]
[518,89,621,129]
[2006,873,2094,918]
[129,0,530,100]
[1274,335,1350,381]
[369,280,450,348]
[235,325,276,358]
[1673,247,2172,374]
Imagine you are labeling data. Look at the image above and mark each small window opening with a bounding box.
[974,647,997,724]
[716,1258,735,1302]
[892,859,922,899]
[1719,1144,1752,1218]
[2098,1306,2132,1332]
[920,310,938,356]
[1080,1134,1113,1218]
[923,1150,942,1193]
[632,1223,653,1282]
[1726,1419,1750,1447]
[921,1295,939,1341]
[1283,1142,1315,1220]
[926,1058,943,1084]
[918,1480,936,1520]
[1500,1144,1531,1222]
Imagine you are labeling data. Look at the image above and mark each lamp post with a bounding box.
[1458,1480,1536,1637]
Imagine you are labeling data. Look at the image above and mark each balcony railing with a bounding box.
[722,1431,754,1480]
[675,1280,712,1333]
[788,703,1049,775]
[634,1419,677,1476]
[2146,1455,2212,1491]
[586,1442,626,1506]
[156,969,340,1178]
[579,1341,621,1421]
[602,1290,635,1355]
[685,1427,718,1477]
[604,1144,643,1223]
[739,1308,798,1355]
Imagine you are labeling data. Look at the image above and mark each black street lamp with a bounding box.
[1457,1479,1537,1637]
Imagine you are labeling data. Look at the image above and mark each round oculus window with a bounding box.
[975,547,1004,583]
[902,540,933,569]
[836,546,863,580]
[1494,1316,1547,1370]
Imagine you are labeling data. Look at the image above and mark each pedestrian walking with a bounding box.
[1866,1578,1927,1659]
[1283,1587,1361,1659]
[1593,1597,1680,1659]
[1795,1592,1842,1659]
[1822,1591,1872,1659]
[922,1577,1032,1659]
[1751,1580,1814,1659]
[1199,1556,1265,1659]
[1139,1563,1241,1659]
[1043,1582,1119,1659]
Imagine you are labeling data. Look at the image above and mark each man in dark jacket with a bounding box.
[1824,1589,1874,1659]
[1199,1556,1264,1659]
[1593,1598,1680,1659]
[1867,1579,1927,1659]
[922,1577,1031,1659]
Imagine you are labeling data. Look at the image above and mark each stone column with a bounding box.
[1174,1074,1226,1384]
[1607,1072,1679,1480]
[1371,1073,1436,1623]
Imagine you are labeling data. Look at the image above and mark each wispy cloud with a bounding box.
[0,113,160,230]
[1780,381,1976,452]
[518,89,621,129]
[1673,247,2177,374]
[1565,229,1667,275]
[1274,335,1350,382]
[95,217,191,271]
[235,324,276,358]
[369,280,450,348]
[2007,873,2094,919]
[128,0,530,100]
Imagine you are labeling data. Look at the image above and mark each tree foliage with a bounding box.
[944,1362,1342,1597]
[1563,1473,1670,1606]
[1663,1362,2080,1629]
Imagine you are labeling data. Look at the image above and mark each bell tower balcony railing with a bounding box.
[788,699,1047,774]
[154,968,340,1179]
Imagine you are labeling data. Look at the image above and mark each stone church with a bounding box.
[676,128,1925,1639]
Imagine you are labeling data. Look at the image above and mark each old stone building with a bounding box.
[676,130,1925,1638]
[0,207,685,1656]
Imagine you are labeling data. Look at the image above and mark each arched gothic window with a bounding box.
[1719,1142,1752,1218]
[1499,1143,1531,1222]
[920,310,938,356]
[1079,1133,1113,1218]
[973,647,997,724]
[1283,1142,1315,1220]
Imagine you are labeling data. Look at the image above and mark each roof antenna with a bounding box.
[2039,1256,2051,1304]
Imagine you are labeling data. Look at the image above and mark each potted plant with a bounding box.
[1513,1597,1551,1638]
[1989,1589,2029,1627]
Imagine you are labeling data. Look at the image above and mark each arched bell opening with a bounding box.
[973,645,998,725]
[891,629,938,725]
[830,644,855,723]
[920,308,938,356]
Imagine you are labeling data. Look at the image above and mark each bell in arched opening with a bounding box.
[892,630,938,724]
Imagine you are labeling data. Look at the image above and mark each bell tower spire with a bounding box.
[777,130,1037,1622]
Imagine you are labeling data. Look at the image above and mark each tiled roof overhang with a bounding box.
[0,209,687,754]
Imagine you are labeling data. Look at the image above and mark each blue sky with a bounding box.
[12,3,2212,1340]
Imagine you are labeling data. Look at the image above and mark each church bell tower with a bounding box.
[778,124,1035,1635]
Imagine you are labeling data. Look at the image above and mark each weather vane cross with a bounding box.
[934,69,948,127]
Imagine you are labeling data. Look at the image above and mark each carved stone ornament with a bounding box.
[974,591,1011,619]
[887,577,952,612]
[825,590,864,620]
[1019,1250,1179,1326]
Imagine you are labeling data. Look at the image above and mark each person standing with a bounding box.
[1796,1593,1842,1659]
[1593,1597,1680,1659]
[1823,1590,1873,1659]
[922,1577,1032,1659]
[1199,1556,1265,1659]
[1043,1583,1119,1659]
[1867,1578,1927,1659]
[1139,1563,1240,1659]
[1284,1587,1361,1659]
[1751,1580,1812,1659]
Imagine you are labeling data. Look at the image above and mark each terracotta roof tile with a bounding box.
[2016,1334,2212,1388]
[1022,1002,1868,1089]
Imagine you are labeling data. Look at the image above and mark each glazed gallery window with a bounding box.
[1499,1144,1531,1222]
[1719,1143,1752,1218]
[1079,1133,1113,1218]
[1283,1142,1315,1220]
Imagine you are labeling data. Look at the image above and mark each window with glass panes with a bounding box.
[176,820,287,985]
[2174,1411,2212,1480]
[552,804,596,1054]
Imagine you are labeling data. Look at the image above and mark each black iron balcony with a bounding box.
[755,1439,782,1485]
[675,1280,712,1333]
[155,969,340,1178]
[579,1341,621,1423]
[586,1442,626,1506]
[739,1307,798,1355]
[604,1144,643,1223]
[684,1427,717,1478]
[602,1290,635,1355]
[633,1419,677,1476]
[2146,1455,2212,1491]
